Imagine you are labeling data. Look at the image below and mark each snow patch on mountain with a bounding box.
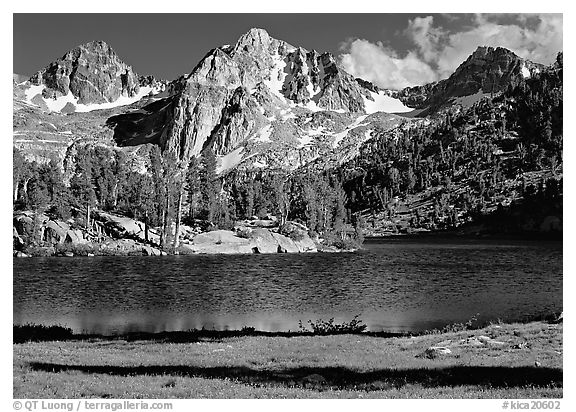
[217,147,245,174]
[264,54,288,101]
[253,159,268,168]
[298,126,325,147]
[24,84,44,102]
[279,108,297,121]
[24,84,158,113]
[251,125,273,143]
[521,63,534,79]
[305,102,322,112]
[363,91,412,114]
[332,114,369,148]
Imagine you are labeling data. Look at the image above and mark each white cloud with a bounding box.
[339,14,562,90]
[405,16,446,64]
[339,39,438,90]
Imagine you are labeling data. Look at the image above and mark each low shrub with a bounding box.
[22,245,55,257]
[441,313,480,333]
[425,313,481,335]
[14,323,74,343]
[280,224,306,241]
[175,245,195,255]
[236,228,252,239]
[55,242,99,256]
[322,231,362,250]
[298,315,367,335]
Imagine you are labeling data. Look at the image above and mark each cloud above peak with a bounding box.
[339,14,562,90]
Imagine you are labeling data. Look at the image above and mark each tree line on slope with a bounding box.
[331,53,562,232]
[13,143,363,249]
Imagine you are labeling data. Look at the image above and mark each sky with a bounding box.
[13,13,562,90]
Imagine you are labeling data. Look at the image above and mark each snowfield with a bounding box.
[217,147,244,174]
[264,54,288,102]
[251,125,273,143]
[332,115,369,148]
[362,91,412,114]
[24,84,158,113]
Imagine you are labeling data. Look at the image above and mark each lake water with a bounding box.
[13,238,562,334]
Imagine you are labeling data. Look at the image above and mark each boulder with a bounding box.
[249,228,279,253]
[65,229,88,244]
[177,224,200,241]
[293,235,317,253]
[44,220,70,244]
[458,337,484,347]
[423,346,452,359]
[280,221,318,252]
[13,226,24,249]
[187,230,254,254]
[14,212,49,241]
[142,245,161,256]
[95,211,160,245]
[458,336,506,347]
[271,232,299,253]
[184,228,318,254]
[477,335,506,345]
[100,239,144,255]
[251,219,277,228]
[193,230,249,245]
[13,215,33,237]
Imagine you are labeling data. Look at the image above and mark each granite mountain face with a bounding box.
[21,40,166,114]
[105,28,413,170]
[14,28,546,174]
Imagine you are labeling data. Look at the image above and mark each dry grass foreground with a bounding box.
[13,321,562,399]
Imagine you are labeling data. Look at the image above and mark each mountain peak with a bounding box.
[244,27,270,38]
[28,39,141,107]
[79,39,112,48]
[467,45,521,61]
[234,28,274,51]
[396,45,542,115]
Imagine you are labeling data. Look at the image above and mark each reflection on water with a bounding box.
[13,238,562,334]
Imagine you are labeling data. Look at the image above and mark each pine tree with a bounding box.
[185,156,201,221]
[272,171,291,226]
[70,148,97,230]
[13,148,28,205]
[200,148,219,225]
[332,179,347,240]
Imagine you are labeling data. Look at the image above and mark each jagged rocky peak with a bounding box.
[107,27,408,163]
[233,27,278,54]
[452,46,537,93]
[396,46,543,115]
[29,40,140,105]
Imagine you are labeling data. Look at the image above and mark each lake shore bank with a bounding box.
[14,211,361,257]
[14,319,562,398]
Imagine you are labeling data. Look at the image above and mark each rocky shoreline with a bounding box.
[13,210,356,258]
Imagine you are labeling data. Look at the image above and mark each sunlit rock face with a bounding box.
[396,46,544,115]
[107,27,401,165]
[29,40,141,105]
